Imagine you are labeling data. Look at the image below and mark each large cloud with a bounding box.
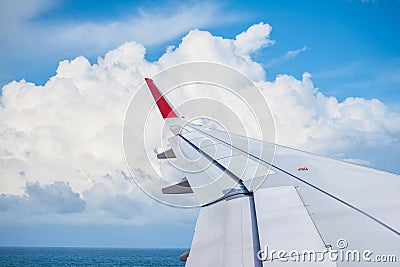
[0,0,231,86]
[0,22,399,224]
[0,181,85,214]
[261,73,400,152]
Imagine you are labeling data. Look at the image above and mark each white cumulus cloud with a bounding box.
[234,22,275,56]
[0,22,399,225]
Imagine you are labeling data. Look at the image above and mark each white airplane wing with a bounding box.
[144,78,400,266]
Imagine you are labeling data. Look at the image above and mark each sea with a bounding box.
[0,247,187,267]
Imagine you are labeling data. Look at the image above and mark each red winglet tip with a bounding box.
[145,78,178,119]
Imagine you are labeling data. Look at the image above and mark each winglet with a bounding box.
[145,78,179,119]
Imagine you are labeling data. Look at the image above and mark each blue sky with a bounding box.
[0,0,399,248]
[1,0,399,105]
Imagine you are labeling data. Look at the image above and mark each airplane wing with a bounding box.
[144,78,400,266]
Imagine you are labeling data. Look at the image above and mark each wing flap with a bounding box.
[186,195,260,267]
[254,186,335,266]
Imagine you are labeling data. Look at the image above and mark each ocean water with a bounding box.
[0,247,187,267]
